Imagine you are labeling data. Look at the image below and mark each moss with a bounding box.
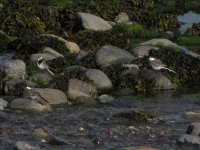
[177,36,200,45]
[26,76,48,88]
[6,35,18,42]
[55,0,74,7]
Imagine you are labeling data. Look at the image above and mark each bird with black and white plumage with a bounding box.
[148,57,176,74]
[37,57,55,76]
[26,86,49,105]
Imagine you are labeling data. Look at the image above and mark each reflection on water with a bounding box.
[177,11,200,34]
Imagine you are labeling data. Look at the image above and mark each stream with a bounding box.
[0,89,200,150]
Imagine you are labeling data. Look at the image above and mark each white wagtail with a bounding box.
[37,57,55,76]
[149,57,176,73]
[26,86,49,105]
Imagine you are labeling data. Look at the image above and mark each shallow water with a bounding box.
[0,89,200,150]
[177,11,200,34]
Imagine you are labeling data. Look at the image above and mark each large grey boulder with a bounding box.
[0,98,8,110]
[131,45,159,58]
[142,69,176,90]
[96,45,135,67]
[11,98,52,112]
[78,12,112,31]
[23,88,69,105]
[0,59,26,78]
[67,79,97,102]
[86,69,112,90]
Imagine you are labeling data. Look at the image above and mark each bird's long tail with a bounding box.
[47,68,55,76]
[162,67,176,74]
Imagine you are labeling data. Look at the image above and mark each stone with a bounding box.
[0,98,8,110]
[184,111,200,119]
[4,78,25,96]
[140,38,178,48]
[141,69,176,90]
[0,59,26,78]
[186,122,200,136]
[43,47,64,58]
[131,45,159,58]
[98,94,114,103]
[96,45,135,67]
[67,79,97,102]
[23,88,69,105]
[76,50,89,61]
[78,12,112,31]
[178,134,200,145]
[115,12,130,24]
[0,52,15,64]
[121,64,140,78]
[33,73,52,85]
[15,141,40,150]
[11,98,52,112]
[64,41,80,54]
[86,69,112,90]
[30,53,57,62]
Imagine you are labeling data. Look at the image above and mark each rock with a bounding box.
[4,78,25,96]
[141,69,176,90]
[140,38,178,48]
[67,79,97,103]
[43,47,64,58]
[122,146,157,150]
[15,141,40,150]
[96,45,135,67]
[114,108,161,123]
[184,111,200,119]
[11,98,52,112]
[120,64,140,77]
[0,52,15,64]
[64,41,80,54]
[0,98,8,110]
[178,134,200,145]
[76,50,89,61]
[130,45,159,58]
[33,73,52,85]
[65,65,87,72]
[30,53,57,62]
[0,59,26,78]
[186,122,200,136]
[78,12,112,31]
[23,88,69,105]
[98,94,114,103]
[86,69,112,90]
[115,12,131,24]
[33,128,74,146]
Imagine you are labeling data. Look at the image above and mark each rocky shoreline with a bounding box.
[0,0,200,149]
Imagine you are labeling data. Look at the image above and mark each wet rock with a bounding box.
[23,88,69,105]
[122,146,157,150]
[186,122,200,136]
[78,12,112,31]
[113,108,161,123]
[130,45,159,58]
[178,134,200,145]
[115,12,131,24]
[140,38,178,48]
[4,78,25,96]
[76,50,89,61]
[0,59,26,78]
[0,111,7,121]
[0,98,8,110]
[33,128,74,146]
[141,69,176,90]
[33,73,52,85]
[86,69,113,90]
[96,45,135,67]
[67,79,97,103]
[15,141,40,150]
[30,53,58,62]
[11,98,52,112]
[120,64,140,77]
[98,94,114,103]
[65,65,87,72]
[184,111,200,119]
[0,52,15,63]
[43,47,64,58]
